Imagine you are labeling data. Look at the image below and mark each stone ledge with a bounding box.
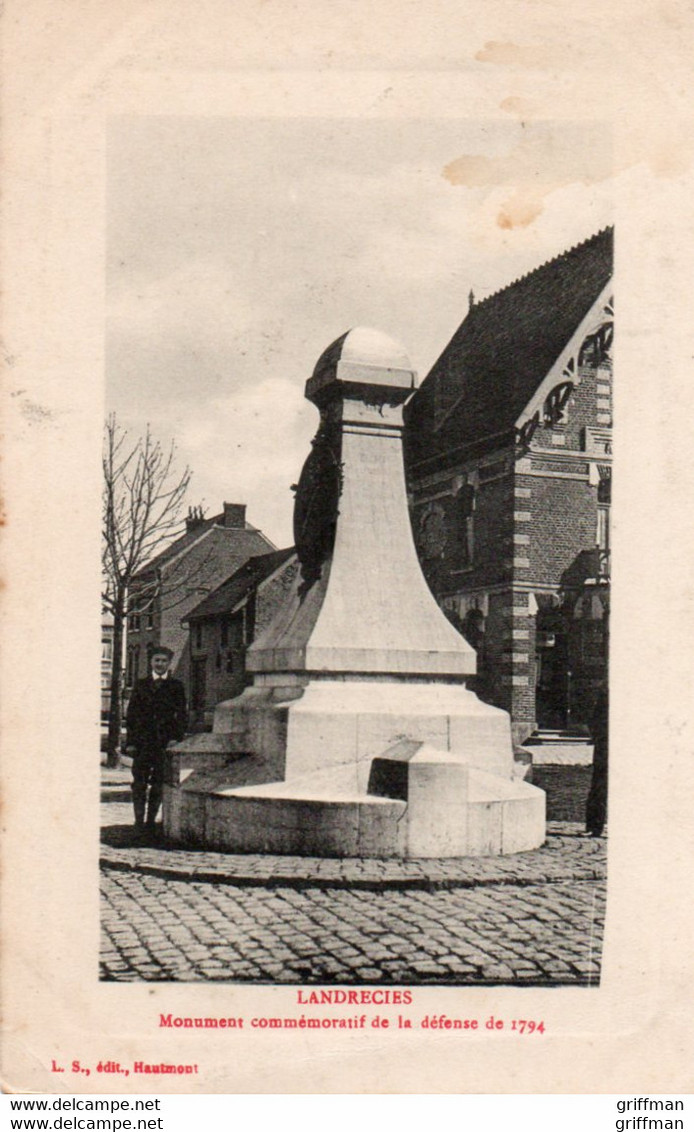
[100,823,605,892]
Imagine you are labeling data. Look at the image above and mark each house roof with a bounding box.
[132,514,272,579]
[132,516,219,577]
[184,547,296,622]
[405,227,613,469]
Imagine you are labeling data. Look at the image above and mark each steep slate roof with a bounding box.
[184,547,296,622]
[132,513,272,579]
[405,227,613,469]
[132,515,220,578]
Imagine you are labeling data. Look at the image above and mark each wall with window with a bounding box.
[101,625,114,719]
[188,610,248,726]
[405,357,611,740]
[409,457,515,602]
[184,558,298,728]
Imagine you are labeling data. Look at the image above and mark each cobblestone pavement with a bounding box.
[100,768,606,985]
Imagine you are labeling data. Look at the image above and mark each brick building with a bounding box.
[404,228,613,744]
[125,502,275,712]
[184,547,297,727]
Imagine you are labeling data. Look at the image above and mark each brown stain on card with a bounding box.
[442,112,694,230]
[442,153,498,189]
[441,126,606,229]
[459,30,694,226]
[442,141,579,230]
[497,196,543,230]
[499,95,534,116]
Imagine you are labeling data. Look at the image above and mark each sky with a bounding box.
[106,117,614,546]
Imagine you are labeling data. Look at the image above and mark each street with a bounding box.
[101,770,605,986]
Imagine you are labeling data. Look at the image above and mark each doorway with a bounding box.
[535,622,569,731]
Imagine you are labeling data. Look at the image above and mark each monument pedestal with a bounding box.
[165,328,545,858]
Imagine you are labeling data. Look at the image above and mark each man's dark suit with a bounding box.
[126,675,187,829]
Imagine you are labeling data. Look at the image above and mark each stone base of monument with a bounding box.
[162,328,546,860]
[164,732,545,859]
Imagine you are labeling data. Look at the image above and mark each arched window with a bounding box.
[456,482,476,567]
[579,321,613,368]
[462,607,485,650]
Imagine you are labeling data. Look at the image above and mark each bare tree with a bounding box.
[102,414,192,766]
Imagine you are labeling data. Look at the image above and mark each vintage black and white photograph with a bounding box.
[4,0,694,1099]
[98,117,613,987]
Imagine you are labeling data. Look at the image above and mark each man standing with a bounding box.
[125,646,187,841]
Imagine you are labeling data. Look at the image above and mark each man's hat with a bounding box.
[149,645,174,661]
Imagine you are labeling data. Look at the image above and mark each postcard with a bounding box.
[2,0,693,1095]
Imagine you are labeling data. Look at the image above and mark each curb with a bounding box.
[99,853,606,892]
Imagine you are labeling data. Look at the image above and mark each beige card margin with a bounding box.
[2,0,694,1095]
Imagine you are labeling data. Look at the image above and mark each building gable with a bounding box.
[405,227,613,474]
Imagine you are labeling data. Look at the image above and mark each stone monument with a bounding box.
[164,328,545,857]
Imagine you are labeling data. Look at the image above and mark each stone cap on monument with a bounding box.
[306,327,418,407]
